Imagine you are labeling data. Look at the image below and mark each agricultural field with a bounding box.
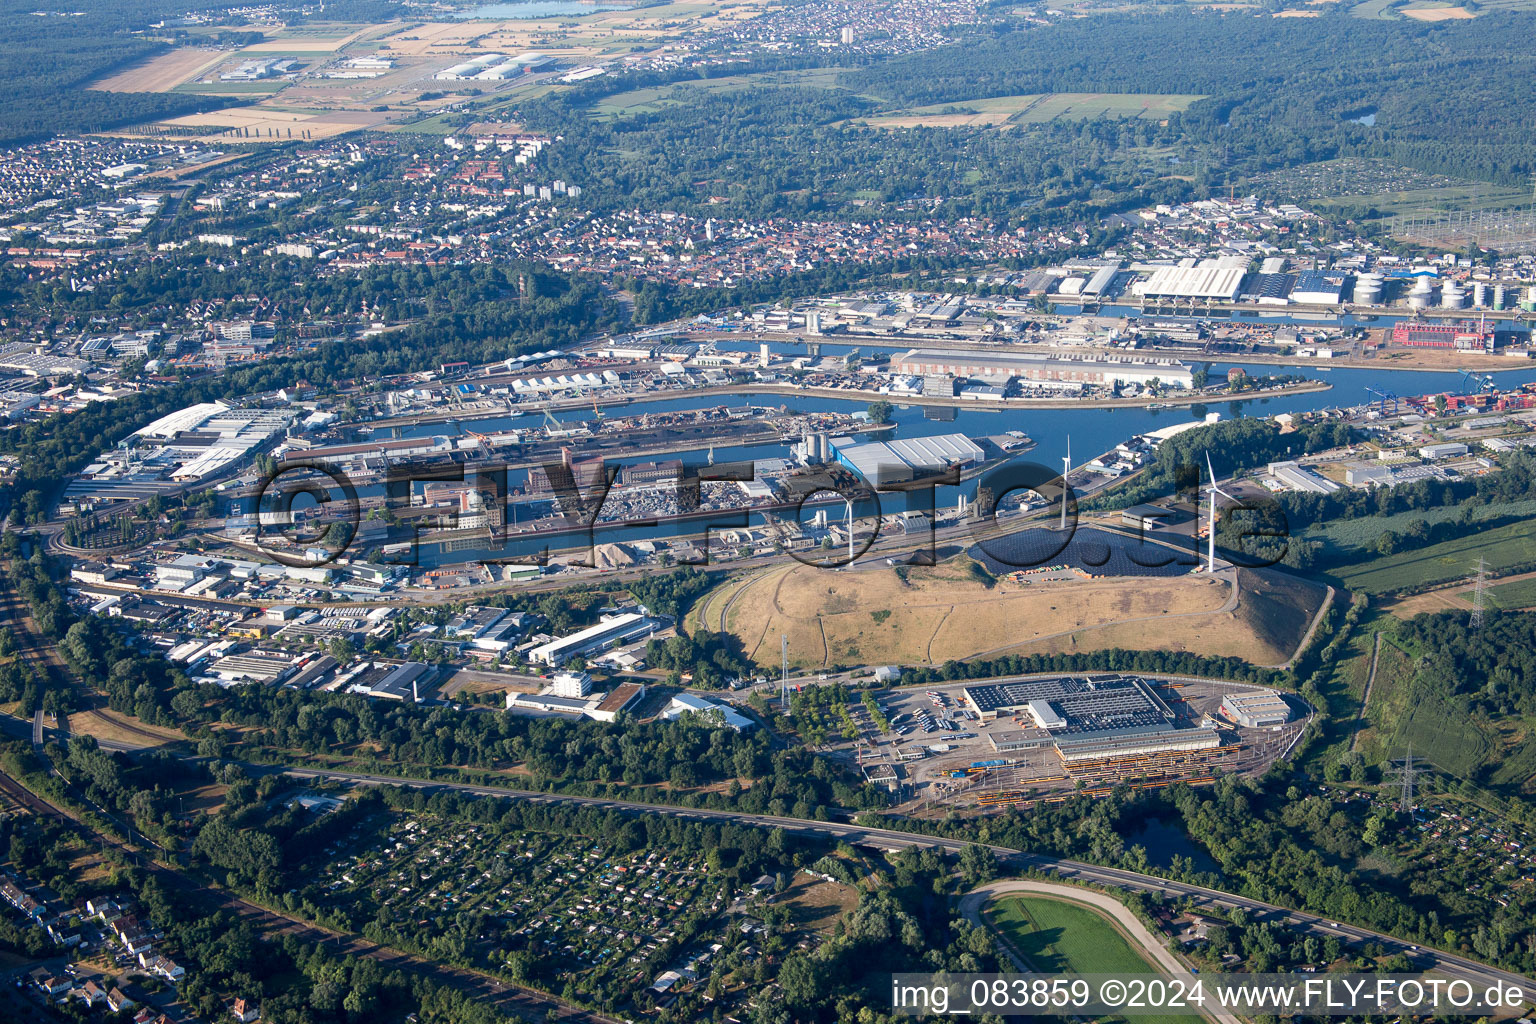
[1300,499,1536,559]
[123,105,389,143]
[1400,2,1477,18]
[375,0,764,60]
[852,92,1204,129]
[1329,517,1536,596]
[1479,575,1536,610]
[701,557,1321,670]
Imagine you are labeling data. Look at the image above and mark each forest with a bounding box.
[847,10,1536,187]
[0,0,237,145]
[518,64,1197,225]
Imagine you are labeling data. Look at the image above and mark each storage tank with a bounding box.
[1353,273,1383,306]
[1473,282,1487,308]
[1494,284,1507,310]
[1408,277,1434,310]
[1440,282,1466,309]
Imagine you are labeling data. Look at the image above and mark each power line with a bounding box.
[781,633,789,713]
[1385,746,1425,813]
[1470,556,1489,631]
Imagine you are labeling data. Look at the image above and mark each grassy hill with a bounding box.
[693,555,1324,671]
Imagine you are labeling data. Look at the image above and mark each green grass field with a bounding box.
[987,895,1182,1024]
[987,895,1157,975]
[592,68,852,119]
[854,92,1204,129]
[1477,576,1536,610]
[1314,182,1532,217]
[1330,518,1536,595]
[173,81,287,95]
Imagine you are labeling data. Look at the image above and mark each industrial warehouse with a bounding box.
[829,432,985,484]
[894,349,1194,389]
[963,675,1222,760]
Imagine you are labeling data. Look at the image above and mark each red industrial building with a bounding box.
[1391,320,1495,352]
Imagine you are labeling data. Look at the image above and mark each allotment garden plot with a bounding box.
[308,814,731,987]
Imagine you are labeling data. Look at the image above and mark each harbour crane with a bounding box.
[1364,386,1400,415]
[1457,368,1497,393]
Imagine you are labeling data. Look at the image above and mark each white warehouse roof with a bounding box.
[135,402,229,438]
[1138,265,1246,301]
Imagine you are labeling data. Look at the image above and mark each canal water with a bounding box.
[271,356,1536,566]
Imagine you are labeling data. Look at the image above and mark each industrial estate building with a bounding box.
[1220,690,1292,728]
[1135,265,1247,302]
[964,675,1221,760]
[1265,460,1341,494]
[526,612,658,667]
[830,432,985,484]
[1391,320,1496,352]
[894,350,1193,389]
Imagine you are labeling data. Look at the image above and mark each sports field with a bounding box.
[856,93,1204,129]
[988,895,1157,974]
[986,895,1183,1024]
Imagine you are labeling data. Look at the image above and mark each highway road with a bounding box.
[276,764,1536,1003]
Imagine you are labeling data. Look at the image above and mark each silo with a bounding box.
[1494,284,1507,310]
[1473,282,1487,308]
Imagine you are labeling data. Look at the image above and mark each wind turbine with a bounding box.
[845,497,855,566]
[1205,452,1237,573]
[1059,435,1071,531]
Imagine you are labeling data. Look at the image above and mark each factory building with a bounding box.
[361,662,434,702]
[435,53,550,81]
[660,693,755,732]
[526,612,656,667]
[1220,690,1291,728]
[894,350,1192,389]
[1391,320,1495,352]
[830,432,984,485]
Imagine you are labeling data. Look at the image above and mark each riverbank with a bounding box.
[363,378,1332,433]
